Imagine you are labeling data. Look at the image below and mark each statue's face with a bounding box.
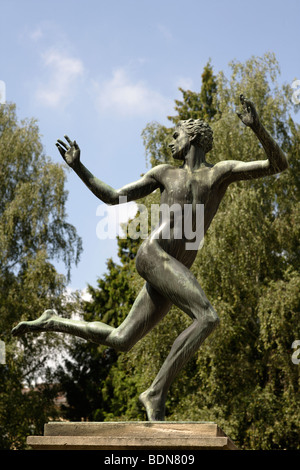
[169,126,191,160]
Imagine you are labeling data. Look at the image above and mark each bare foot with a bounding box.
[11,309,57,337]
[139,389,165,421]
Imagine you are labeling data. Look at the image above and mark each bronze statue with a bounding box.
[12,95,288,421]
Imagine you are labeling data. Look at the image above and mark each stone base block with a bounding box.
[27,421,238,450]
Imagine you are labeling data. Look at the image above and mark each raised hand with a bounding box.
[237,94,260,130]
[56,135,80,168]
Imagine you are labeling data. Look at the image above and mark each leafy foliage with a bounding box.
[0,103,82,448]
[168,60,218,124]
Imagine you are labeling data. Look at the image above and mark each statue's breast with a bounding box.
[185,173,212,206]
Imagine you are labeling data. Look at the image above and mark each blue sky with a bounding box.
[1,0,299,295]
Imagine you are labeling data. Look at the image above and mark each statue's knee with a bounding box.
[118,341,132,353]
[198,304,219,332]
[110,330,134,353]
[207,310,220,331]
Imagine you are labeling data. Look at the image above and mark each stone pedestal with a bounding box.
[27,421,238,450]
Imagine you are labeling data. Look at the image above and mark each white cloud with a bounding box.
[176,77,194,90]
[35,49,84,108]
[157,23,173,42]
[0,80,6,104]
[30,27,43,41]
[93,67,173,117]
[80,288,92,303]
[63,286,92,308]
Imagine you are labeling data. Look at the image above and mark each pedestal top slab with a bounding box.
[27,421,238,450]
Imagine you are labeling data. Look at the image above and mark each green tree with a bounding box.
[0,103,82,449]
[135,52,300,449]
[168,60,218,124]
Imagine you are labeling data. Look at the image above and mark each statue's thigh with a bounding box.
[115,283,172,344]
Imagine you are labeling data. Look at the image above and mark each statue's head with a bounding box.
[179,119,213,154]
[169,118,213,161]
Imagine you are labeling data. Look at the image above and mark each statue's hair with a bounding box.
[178,118,213,153]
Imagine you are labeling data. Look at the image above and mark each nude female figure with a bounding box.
[12,95,288,420]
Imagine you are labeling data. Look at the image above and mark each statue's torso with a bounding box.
[148,165,229,266]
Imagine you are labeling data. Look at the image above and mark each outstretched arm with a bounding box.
[224,95,288,183]
[56,136,160,205]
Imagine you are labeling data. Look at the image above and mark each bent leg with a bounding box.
[108,283,172,351]
[136,240,220,420]
[136,238,217,323]
[139,316,219,420]
[12,283,172,353]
